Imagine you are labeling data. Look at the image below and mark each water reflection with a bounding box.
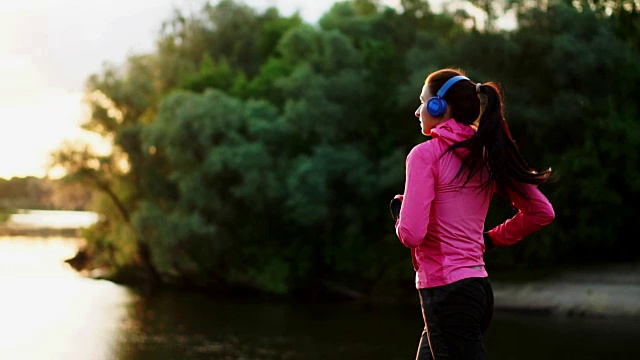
[7,210,99,229]
[0,237,129,360]
[1,234,640,359]
[0,236,419,360]
[116,291,420,360]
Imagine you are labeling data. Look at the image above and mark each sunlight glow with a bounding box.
[0,237,130,360]
[0,55,109,180]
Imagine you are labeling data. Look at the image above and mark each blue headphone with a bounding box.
[426,75,469,117]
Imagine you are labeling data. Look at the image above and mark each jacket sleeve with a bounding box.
[487,183,555,247]
[395,146,436,248]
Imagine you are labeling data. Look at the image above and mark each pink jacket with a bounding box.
[395,119,555,289]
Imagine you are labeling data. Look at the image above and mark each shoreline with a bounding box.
[491,262,640,318]
[2,220,639,319]
[0,226,82,237]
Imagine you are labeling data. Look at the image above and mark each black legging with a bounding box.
[415,277,494,360]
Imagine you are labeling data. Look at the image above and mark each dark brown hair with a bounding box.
[426,68,552,196]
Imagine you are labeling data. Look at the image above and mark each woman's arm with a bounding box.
[395,146,436,248]
[486,184,555,247]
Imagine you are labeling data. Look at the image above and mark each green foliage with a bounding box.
[81,204,139,270]
[549,111,640,261]
[179,54,237,93]
[53,0,640,297]
[138,89,289,291]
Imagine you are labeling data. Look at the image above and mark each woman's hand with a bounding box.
[390,194,403,220]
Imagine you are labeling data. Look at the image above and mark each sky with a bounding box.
[0,0,362,180]
[0,0,458,180]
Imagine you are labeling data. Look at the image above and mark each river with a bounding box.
[1,210,639,359]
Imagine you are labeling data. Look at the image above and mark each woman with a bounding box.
[390,68,555,359]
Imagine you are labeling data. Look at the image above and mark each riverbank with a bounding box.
[0,224,81,237]
[491,262,640,318]
[2,210,638,319]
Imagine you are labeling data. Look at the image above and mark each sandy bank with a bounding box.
[492,263,640,318]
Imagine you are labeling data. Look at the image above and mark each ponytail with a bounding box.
[448,81,552,197]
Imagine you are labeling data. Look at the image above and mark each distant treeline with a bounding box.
[52,0,640,299]
[0,177,91,211]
